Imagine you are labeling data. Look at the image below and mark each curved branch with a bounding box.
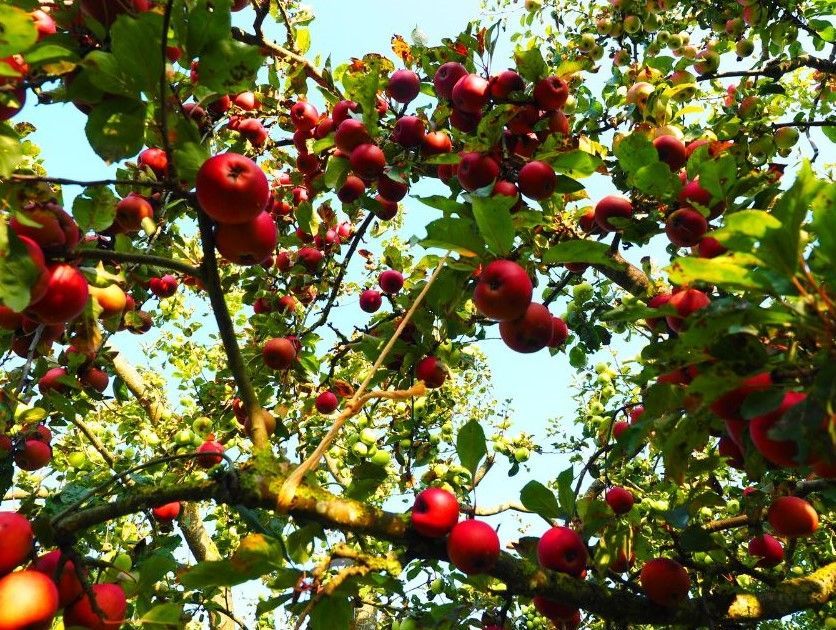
[196,211,272,450]
[50,469,835,626]
[76,249,203,279]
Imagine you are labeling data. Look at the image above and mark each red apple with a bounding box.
[80,366,109,393]
[297,246,324,272]
[335,119,371,153]
[392,115,426,147]
[10,203,80,255]
[27,264,89,325]
[33,550,85,608]
[718,436,745,469]
[697,235,727,258]
[709,372,772,422]
[605,487,634,514]
[767,496,818,537]
[0,306,22,331]
[665,288,710,332]
[263,338,297,370]
[138,147,168,179]
[15,439,52,471]
[665,208,708,247]
[640,558,690,606]
[197,439,225,468]
[748,534,784,568]
[644,292,672,331]
[64,583,127,630]
[379,270,404,294]
[114,194,154,233]
[377,175,409,202]
[499,303,553,353]
[450,108,482,132]
[290,101,319,131]
[433,62,468,100]
[416,356,447,388]
[331,99,359,124]
[374,195,399,220]
[412,487,460,537]
[149,275,178,298]
[451,74,490,113]
[196,153,269,224]
[446,520,500,574]
[338,175,366,203]
[457,152,500,192]
[548,317,569,347]
[518,161,557,201]
[533,76,569,110]
[0,570,59,629]
[80,0,150,27]
[350,144,386,179]
[386,69,421,103]
[612,420,630,440]
[31,10,57,40]
[152,501,181,522]
[422,131,453,156]
[537,526,587,576]
[0,512,33,575]
[532,596,577,623]
[359,289,382,313]
[489,70,525,100]
[238,118,268,147]
[214,211,277,265]
[16,236,50,306]
[315,391,339,414]
[594,195,633,232]
[653,135,687,171]
[473,260,533,321]
[749,391,806,467]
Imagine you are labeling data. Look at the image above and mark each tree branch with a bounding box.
[697,55,836,82]
[196,211,272,450]
[76,249,203,280]
[593,250,652,297]
[50,468,836,625]
[3,174,165,189]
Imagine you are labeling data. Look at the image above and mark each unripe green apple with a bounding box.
[573,282,594,302]
[359,428,377,446]
[667,34,683,49]
[774,126,800,150]
[578,33,597,52]
[371,450,391,466]
[624,15,642,34]
[656,30,670,44]
[351,442,368,457]
[514,447,530,462]
[429,578,444,595]
[736,39,755,58]
[67,451,86,467]
[175,429,194,445]
[399,438,412,449]
[192,416,212,435]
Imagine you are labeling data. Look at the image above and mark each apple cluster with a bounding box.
[0,510,128,629]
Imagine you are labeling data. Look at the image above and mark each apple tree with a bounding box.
[0,0,833,628]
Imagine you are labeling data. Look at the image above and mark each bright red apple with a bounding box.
[196,153,269,224]
[262,337,297,370]
[433,62,468,100]
[379,269,404,294]
[27,264,90,325]
[387,69,421,103]
[416,356,447,388]
[451,74,489,113]
[473,260,533,321]
[605,487,634,515]
[518,161,557,200]
[64,582,127,630]
[0,570,59,629]
[665,208,708,247]
[537,526,587,576]
[767,496,818,537]
[152,502,181,522]
[315,391,339,414]
[640,558,690,606]
[360,289,382,313]
[412,487,460,537]
[446,520,500,574]
[748,534,784,567]
[0,512,33,575]
[499,303,553,353]
[214,211,277,265]
[594,195,633,232]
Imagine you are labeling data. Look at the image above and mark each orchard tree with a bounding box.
[0,0,833,628]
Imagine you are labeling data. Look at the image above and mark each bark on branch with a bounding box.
[50,468,835,626]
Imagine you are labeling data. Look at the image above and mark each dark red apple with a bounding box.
[14,439,52,471]
[433,62,468,100]
[196,153,269,224]
[709,372,772,422]
[605,487,634,514]
[473,260,532,321]
[33,550,85,608]
[718,436,745,469]
[263,337,297,370]
[332,99,359,124]
[360,289,383,313]
[665,208,708,247]
[451,74,489,113]
[149,274,178,298]
[749,391,806,467]
[653,135,687,171]
[315,391,339,414]
[457,152,500,192]
[10,203,80,255]
[499,302,553,353]
[594,195,633,232]
[640,558,690,606]
[446,520,500,574]
[214,211,277,265]
[197,439,225,467]
[386,69,421,103]
[416,356,447,388]
[532,596,577,623]
[338,175,366,203]
[697,235,727,258]
[378,175,409,202]
[290,101,319,131]
[350,144,386,179]
[748,534,784,567]
[767,496,818,537]
[27,264,90,325]
[489,70,525,100]
[379,269,404,294]
[335,119,371,153]
[518,161,557,200]
[138,147,168,179]
[533,76,569,110]
[548,317,569,347]
[80,366,109,393]
[392,115,426,147]
[114,194,154,233]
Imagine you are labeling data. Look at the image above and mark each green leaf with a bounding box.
[474,104,515,151]
[418,217,485,256]
[556,467,575,518]
[514,46,547,82]
[414,195,467,215]
[345,462,388,501]
[85,98,147,162]
[139,603,183,625]
[666,255,777,293]
[678,526,719,552]
[538,149,601,178]
[179,534,283,588]
[0,6,38,57]
[172,141,209,186]
[23,41,80,67]
[111,12,164,95]
[199,39,263,94]
[632,162,682,199]
[520,480,560,520]
[456,421,486,475]
[614,133,657,174]
[324,155,350,190]
[309,596,353,630]
[809,18,836,43]
[810,179,836,271]
[471,194,515,255]
[295,201,314,236]
[0,224,41,312]
[554,175,584,193]
[542,240,625,269]
[422,153,461,165]
[0,124,22,177]
[82,51,142,99]
[186,0,232,59]
[73,186,118,232]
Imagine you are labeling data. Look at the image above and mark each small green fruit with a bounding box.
[351,442,368,457]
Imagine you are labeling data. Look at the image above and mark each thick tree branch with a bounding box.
[697,55,836,82]
[593,251,652,297]
[76,249,203,280]
[196,211,272,450]
[50,469,835,625]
